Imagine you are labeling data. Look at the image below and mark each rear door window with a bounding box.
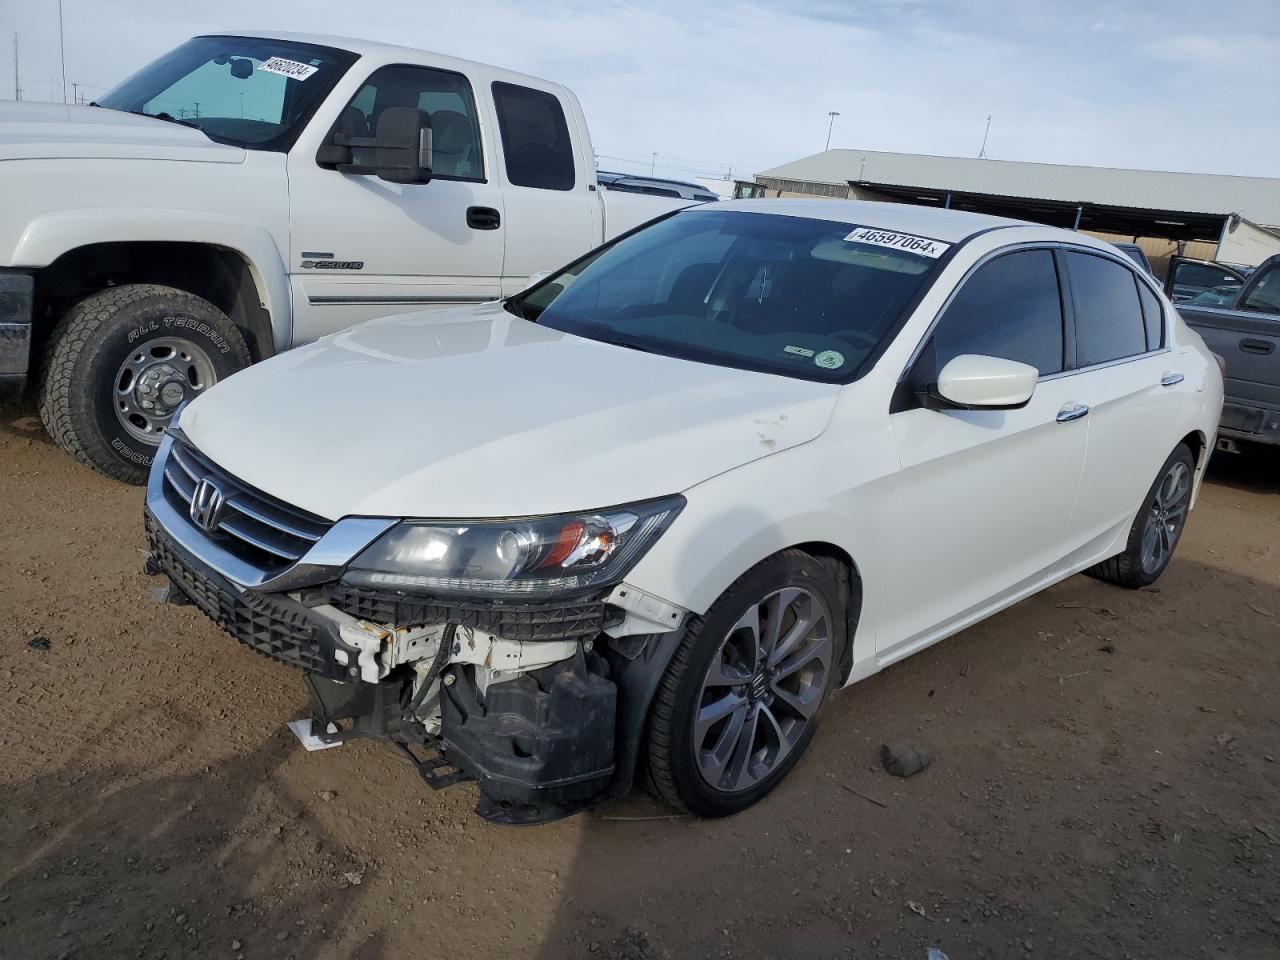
[491,81,575,191]
[931,249,1065,376]
[1065,252,1148,367]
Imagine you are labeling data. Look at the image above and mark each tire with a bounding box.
[1087,443,1196,589]
[646,550,847,817]
[38,284,250,484]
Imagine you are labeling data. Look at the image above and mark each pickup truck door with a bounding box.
[1176,258,1280,436]
[487,81,600,297]
[1165,257,1247,304]
[286,64,506,344]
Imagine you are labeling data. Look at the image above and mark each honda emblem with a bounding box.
[189,478,225,534]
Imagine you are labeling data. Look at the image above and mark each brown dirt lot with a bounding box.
[1,400,1279,960]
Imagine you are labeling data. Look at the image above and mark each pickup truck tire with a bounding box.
[38,284,250,484]
[1087,443,1196,589]
[645,550,845,817]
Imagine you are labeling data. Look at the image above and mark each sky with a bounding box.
[2,0,1279,182]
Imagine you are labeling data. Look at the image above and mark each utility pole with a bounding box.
[825,111,840,151]
[12,32,21,102]
[57,0,67,102]
[70,81,78,104]
[978,115,992,159]
[650,152,656,176]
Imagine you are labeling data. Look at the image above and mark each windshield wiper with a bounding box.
[124,109,202,130]
[590,334,658,355]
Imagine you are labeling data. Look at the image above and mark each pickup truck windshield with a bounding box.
[98,36,357,151]
[513,209,946,382]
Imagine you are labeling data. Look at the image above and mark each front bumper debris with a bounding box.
[145,505,687,824]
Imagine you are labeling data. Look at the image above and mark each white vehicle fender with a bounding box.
[13,208,292,352]
[621,402,902,684]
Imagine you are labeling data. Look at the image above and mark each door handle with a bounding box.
[466,206,501,230]
[1056,402,1090,423]
[1240,338,1273,355]
[1160,372,1185,386]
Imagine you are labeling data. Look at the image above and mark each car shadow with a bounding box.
[532,556,1280,960]
[0,703,383,960]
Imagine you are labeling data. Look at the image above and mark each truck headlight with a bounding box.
[341,495,684,598]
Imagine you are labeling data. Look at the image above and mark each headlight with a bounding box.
[341,495,684,598]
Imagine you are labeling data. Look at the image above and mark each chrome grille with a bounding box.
[162,439,332,573]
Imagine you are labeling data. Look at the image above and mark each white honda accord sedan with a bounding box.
[144,200,1223,823]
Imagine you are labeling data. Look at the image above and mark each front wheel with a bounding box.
[645,551,846,817]
[38,284,250,484]
[1087,443,1196,589]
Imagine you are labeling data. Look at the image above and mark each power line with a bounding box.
[57,0,66,102]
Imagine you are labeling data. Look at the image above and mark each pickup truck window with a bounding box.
[931,250,1065,376]
[341,66,485,182]
[1242,266,1280,313]
[1065,252,1148,367]
[491,82,576,191]
[514,209,944,383]
[98,35,356,152]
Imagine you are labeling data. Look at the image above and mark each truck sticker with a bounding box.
[259,57,319,81]
[783,345,815,358]
[844,227,950,259]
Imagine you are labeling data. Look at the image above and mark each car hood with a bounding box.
[180,304,839,520]
[0,101,243,163]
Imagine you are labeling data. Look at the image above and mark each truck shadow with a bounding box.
[531,557,1280,960]
[0,398,54,446]
[1205,442,1280,493]
[0,705,382,960]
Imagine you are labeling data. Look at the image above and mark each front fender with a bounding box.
[13,209,292,352]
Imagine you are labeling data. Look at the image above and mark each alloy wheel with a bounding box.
[1141,459,1191,575]
[693,586,833,793]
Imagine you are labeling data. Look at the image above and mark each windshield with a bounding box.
[98,36,357,150]
[512,209,949,382]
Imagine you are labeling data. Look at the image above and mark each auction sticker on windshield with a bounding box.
[845,227,950,259]
[260,57,319,81]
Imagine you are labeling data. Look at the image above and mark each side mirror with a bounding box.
[317,106,433,185]
[927,354,1038,410]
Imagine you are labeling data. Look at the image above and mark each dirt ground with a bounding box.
[1,400,1278,960]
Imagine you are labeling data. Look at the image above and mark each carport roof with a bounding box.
[758,149,1280,231]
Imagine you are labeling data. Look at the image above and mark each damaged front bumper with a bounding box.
[144,507,688,824]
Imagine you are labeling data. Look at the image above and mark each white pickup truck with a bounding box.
[0,32,692,482]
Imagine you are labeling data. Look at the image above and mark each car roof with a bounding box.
[709,198,1091,245]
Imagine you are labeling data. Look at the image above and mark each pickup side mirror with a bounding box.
[925,354,1038,410]
[523,270,554,291]
[317,106,433,185]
